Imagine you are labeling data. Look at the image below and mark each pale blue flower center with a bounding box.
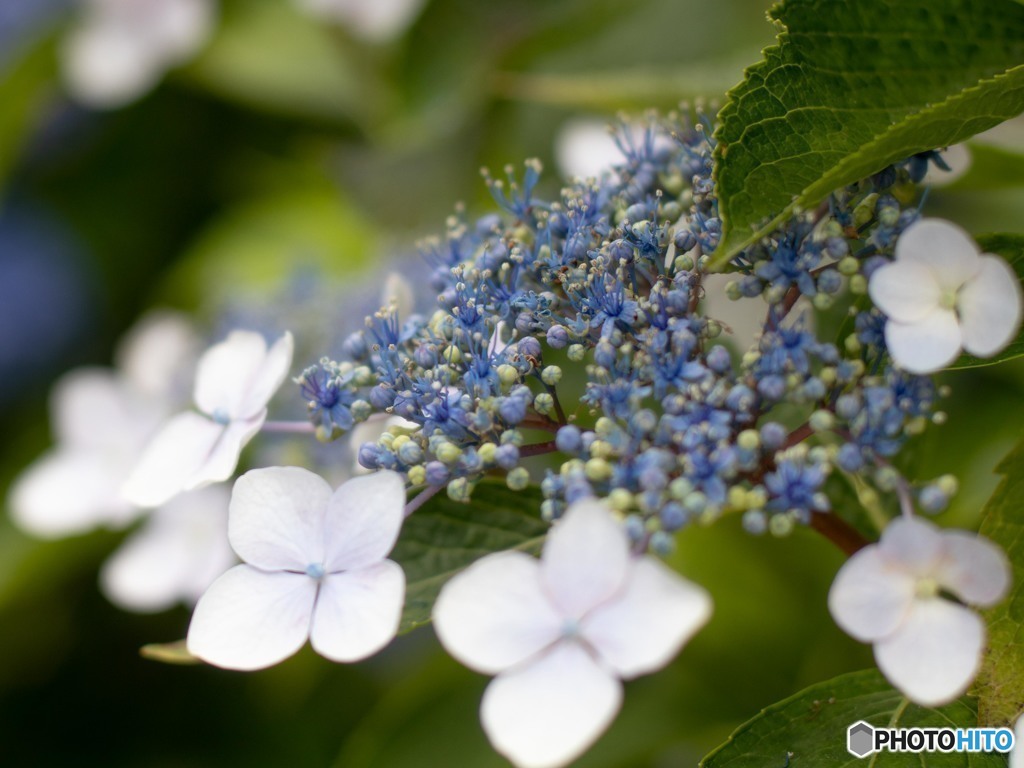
[561,618,581,640]
[212,407,231,425]
[915,576,939,599]
[939,287,959,311]
[305,563,325,580]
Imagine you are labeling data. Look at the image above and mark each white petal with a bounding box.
[481,642,622,768]
[296,0,425,42]
[874,598,984,707]
[228,467,333,571]
[61,20,161,107]
[323,471,406,571]
[187,565,316,671]
[582,557,712,679]
[147,0,214,60]
[883,309,962,374]
[868,261,942,323]
[9,449,138,537]
[879,516,945,577]
[116,310,199,400]
[433,551,563,675]
[921,144,972,187]
[100,486,234,613]
[238,332,294,418]
[936,530,1011,607]
[193,331,269,419]
[541,501,630,620]
[555,119,621,180]
[122,412,225,508]
[52,368,156,450]
[185,415,265,490]
[895,218,981,290]
[309,560,405,662]
[958,255,1024,357]
[1011,715,1024,768]
[828,546,916,642]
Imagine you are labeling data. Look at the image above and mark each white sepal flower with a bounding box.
[432,500,712,768]
[8,312,198,537]
[123,330,294,508]
[100,485,235,613]
[62,0,215,108]
[293,0,425,42]
[829,516,1011,706]
[869,218,1023,373]
[186,467,406,670]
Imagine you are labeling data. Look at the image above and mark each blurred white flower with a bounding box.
[921,144,972,187]
[8,311,198,537]
[123,330,294,508]
[62,0,215,108]
[869,218,1023,373]
[187,467,406,670]
[100,485,235,613]
[555,119,622,181]
[293,0,424,42]
[829,515,1010,706]
[433,500,712,768]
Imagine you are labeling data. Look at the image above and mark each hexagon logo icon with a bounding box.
[847,721,875,758]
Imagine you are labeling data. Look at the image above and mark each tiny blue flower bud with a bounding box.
[397,441,424,465]
[760,422,787,451]
[369,385,395,410]
[706,345,731,373]
[546,325,569,349]
[341,331,368,360]
[742,509,768,535]
[518,336,542,359]
[594,340,616,369]
[494,443,519,470]
[650,531,674,556]
[555,425,582,454]
[659,502,688,532]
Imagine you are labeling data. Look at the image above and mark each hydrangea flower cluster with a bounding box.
[303,116,1014,551]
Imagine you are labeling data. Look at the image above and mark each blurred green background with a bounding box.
[2,1,1023,765]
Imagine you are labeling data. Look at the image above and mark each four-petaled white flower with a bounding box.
[124,330,294,508]
[829,515,1010,706]
[187,467,407,670]
[8,311,198,537]
[100,485,236,613]
[432,500,712,768]
[62,0,215,108]
[869,218,1023,374]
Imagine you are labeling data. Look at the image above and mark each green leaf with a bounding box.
[710,0,1024,269]
[392,482,548,633]
[180,0,365,125]
[974,437,1024,726]
[0,36,58,197]
[700,669,1004,767]
[947,233,1024,369]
